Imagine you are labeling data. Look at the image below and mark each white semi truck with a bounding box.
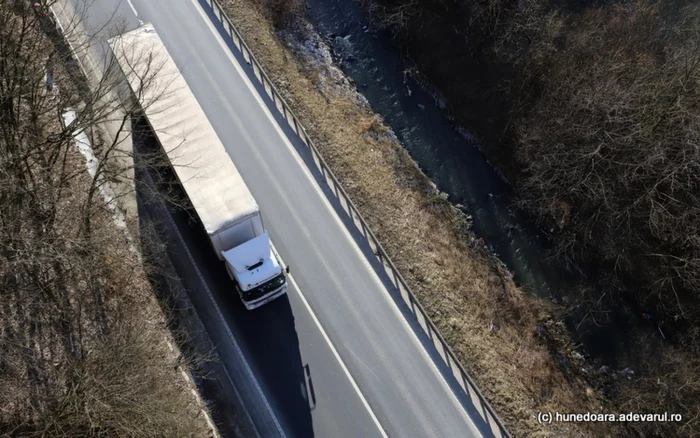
[108,24,287,309]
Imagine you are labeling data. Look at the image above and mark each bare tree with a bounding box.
[362,0,420,29]
[0,1,213,435]
[362,0,700,435]
[494,2,700,435]
[509,1,700,313]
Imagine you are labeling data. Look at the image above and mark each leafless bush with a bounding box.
[617,330,700,437]
[368,0,700,313]
[0,2,210,435]
[362,0,421,29]
[508,1,700,315]
[480,0,700,433]
[0,279,205,436]
[341,0,699,434]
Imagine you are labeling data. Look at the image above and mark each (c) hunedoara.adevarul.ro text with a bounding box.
[537,412,683,424]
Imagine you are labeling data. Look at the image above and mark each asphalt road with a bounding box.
[57,1,492,437]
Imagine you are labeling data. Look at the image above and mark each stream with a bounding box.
[304,0,641,366]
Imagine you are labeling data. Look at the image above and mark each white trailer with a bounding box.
[109,24,287,309]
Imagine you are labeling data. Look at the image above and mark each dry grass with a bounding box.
[217,1,613,436]
[0,4,213,435]
[342,0,700,435]
[0,122,213,437]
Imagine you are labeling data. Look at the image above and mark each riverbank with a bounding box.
[217,0,618,436]
[356,0,700,436]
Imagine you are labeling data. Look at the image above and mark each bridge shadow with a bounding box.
[195,2,508,437]
[131,115,315,438]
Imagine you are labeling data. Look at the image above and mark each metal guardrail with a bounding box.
[202,1,512,436]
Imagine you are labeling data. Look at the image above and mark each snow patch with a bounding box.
[63,109,138,256]
[278,23,369,107]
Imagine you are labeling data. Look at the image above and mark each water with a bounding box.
[305,0,575,297]
[303,0,648,366]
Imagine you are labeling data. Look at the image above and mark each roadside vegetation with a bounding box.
[0,2,213,435]
[215,0,628,436]
[360,0,700,436]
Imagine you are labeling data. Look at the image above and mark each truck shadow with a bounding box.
[132,115,315,438]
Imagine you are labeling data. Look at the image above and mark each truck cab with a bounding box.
[222,231,288,309]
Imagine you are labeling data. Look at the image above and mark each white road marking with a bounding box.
[148,17,390,429]
[185,3,389,437]
[269,243,389,437]
[143,172,278,438]
[124,0,144,25]
[126,0,139,16]
[188,2,480,435]
[50,2,270,437]
[52,8,228,435]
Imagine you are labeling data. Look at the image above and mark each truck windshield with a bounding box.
[241,273,286,302]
